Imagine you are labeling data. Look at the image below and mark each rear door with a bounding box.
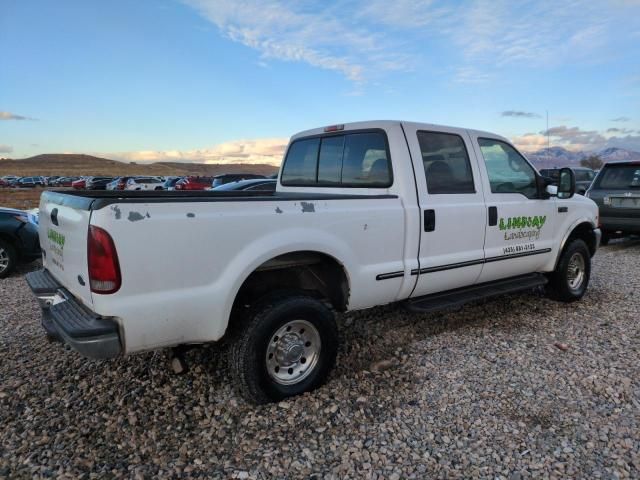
[39,193,94,308]
[402,123,488,297]
[469,135,556,283]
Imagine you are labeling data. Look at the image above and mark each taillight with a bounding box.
[88,225,121,294]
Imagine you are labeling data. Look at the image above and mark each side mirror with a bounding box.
[557,167,575,199]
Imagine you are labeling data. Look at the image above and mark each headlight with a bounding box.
[603,196,611,205]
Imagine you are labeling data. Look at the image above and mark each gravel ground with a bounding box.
[1,240,639,479]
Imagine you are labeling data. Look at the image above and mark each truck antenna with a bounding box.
[546,110,550,151]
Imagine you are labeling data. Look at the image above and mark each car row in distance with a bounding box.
[0,173,276,191]
[0,207,40,278]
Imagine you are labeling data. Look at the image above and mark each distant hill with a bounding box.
[526,147,640,169]
[0,153,279,177]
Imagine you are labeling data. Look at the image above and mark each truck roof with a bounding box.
[291,120,510,144]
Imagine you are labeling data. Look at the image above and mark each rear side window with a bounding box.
[417,131,475,194]
[595,165,640,189]
[281,130,392,187]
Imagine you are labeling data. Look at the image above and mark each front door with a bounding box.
[469,135,556,283]
[403,124,488,297]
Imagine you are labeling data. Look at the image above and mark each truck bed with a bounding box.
[44,190,397,210]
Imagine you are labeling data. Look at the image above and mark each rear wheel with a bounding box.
[0,239,17,279]
[600,233,610,246]
[547,239,590,302]
[230,293,338,404]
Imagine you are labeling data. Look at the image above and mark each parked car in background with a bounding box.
[0,176,19,187]
[0,207,41,278]
[540,167,595,195]
[85,176,115,190]
[211,178,277,192]
[72,177,88,189]
[211,173,266,188]
[15,176,45,188]
[174,176,215,191]
[124,176,164,191]
[105,176,131,190]
[586,161,640,244]
[45,176,61,186]
[54,176,80,187]
[162,176,183,190]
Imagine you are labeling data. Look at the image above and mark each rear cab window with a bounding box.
[281,130,392,188]
[593,164,640,190]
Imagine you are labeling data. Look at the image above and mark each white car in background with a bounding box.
[124,177,164,191]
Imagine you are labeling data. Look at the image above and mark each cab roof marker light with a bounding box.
[324,124,344,133]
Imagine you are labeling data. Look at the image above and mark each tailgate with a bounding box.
[39,192,94,308]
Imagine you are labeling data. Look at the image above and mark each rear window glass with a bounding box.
[595,165,640,189]
[281,130,392,187]
[575,170,595,182]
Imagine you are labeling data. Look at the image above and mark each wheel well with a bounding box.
[566,222,597,256]
[232,251,350,314]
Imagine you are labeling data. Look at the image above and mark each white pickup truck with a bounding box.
[27,121,601,404]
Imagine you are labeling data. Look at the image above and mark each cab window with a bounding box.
[478,138,538,199]
[417,131,475,194]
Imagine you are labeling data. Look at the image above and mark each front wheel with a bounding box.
[547,239,591,302]
[230,294,338,404]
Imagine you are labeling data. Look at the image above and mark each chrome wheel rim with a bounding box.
[266,319,321,385]
[0,247,8,272]
[567,252,585,291]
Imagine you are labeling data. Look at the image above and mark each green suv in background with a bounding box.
[586,161,640,245]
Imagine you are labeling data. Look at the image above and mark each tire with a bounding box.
[230,293,338,404]
[0,239,17,279]
[600,233,610,246]
[547,238,591,302]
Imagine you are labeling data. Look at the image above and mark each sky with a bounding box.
[1,0,640,165]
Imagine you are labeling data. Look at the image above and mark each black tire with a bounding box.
[547,239,591,302]
[0,239,17,279]
[600,233,610,246]
[230,293,338,404]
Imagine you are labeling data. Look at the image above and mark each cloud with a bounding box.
[183,0,411,83]
[611,116,631,122]
[452,66,493,84]
[513,124,640,153]
[0,111,36,121]
[182,1,640,84]
[111,138,288,165]
[0,144,13,153]
[540,125,606,148]
[607,127,634,134]
[511,133,549,152]
[501,111,541,119]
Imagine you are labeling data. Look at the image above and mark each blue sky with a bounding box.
[1,0,639,164]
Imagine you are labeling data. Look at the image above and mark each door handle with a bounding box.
[488,206,497,226]
[424,209,435,232]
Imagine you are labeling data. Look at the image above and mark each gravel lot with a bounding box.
[1,240,639,479]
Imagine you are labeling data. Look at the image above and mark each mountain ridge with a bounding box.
[0,154,279,176]
[525,146,640,169]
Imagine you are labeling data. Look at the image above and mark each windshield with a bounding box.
[594,164,640,189]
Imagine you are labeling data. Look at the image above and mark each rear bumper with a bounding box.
[25,269,122,359]
[599,217,640,233]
